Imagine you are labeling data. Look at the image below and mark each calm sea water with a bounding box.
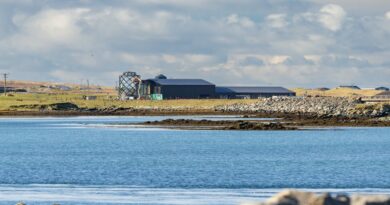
[0,116,389,205]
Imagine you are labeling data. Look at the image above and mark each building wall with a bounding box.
[161,85,215,99]
[141,80,295,99]
[217,92,295,99]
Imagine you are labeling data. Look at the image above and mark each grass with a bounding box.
[0,88,385,112]
[293,88,381,97]
[0,93,258,111]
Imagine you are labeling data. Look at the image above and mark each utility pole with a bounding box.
[2,73,9,96]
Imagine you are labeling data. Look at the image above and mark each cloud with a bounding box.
[297,4,347,32]
[318,4,346,31]
[306,0,390,15]
[239,56,265,66]
[0,1,389,87]
[226,14,255,28]
[386,11,390,19]
[7,8,89,51]
[267,14,289,28]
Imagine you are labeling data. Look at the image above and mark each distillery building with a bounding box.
[215,86,296,99]
[118,71,296,100]
[140,75,216,99]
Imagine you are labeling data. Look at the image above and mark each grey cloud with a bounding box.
[238,57,265,66]
[0,0,389,88]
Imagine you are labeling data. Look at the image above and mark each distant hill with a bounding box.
[0,80,115,94]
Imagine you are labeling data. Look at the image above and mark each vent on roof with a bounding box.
[155,74,167,79]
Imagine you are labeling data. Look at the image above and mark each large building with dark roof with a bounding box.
[138,74,295,100]
[141,75,216,99]
[216,86,295,99]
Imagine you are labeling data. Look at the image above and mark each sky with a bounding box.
[0,0,389,88]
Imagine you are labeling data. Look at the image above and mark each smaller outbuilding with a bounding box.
[316,87,330,91]
[0,87,27,93]
[375,87,389,91]
[337,85,361,90]
[0,87,13,93]
[50,85,72,91]
[215,86,295,99]
[83,96,97,100]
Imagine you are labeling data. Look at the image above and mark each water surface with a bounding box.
[0,116,389,204]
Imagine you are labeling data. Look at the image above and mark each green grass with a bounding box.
[0,93,258,111]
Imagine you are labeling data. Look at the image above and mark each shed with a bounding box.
[83,96,97,100]
[337,85,361,90]
[375,87,389,91]
[216,86,296,99]
[141,78,215,99]
[0,87,15,93]
[316,87,330,91]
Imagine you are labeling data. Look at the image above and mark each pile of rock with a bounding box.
[215,97,390,118]
[243,190,390,205]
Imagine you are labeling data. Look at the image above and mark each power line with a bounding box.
[2,73,9,96]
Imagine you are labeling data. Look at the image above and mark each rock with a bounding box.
[351,195,390,205]
[214,97,389,118]
[266,190,316,205]
[242,190,390,205]
[47,102,79,111]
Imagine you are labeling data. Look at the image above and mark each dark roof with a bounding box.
[0,87,15,91]
[338,85,361,90]
[155,74,167,79]
[316,87,330,91]
[375,87,389,91]
[146,79,215,86]
[216,86,294,94]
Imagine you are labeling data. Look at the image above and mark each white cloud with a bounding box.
[267,14,289,28]
[267,56,291,65]
[318,4,346,31]
[386,11,390,19]
[0,1,389,87]
[226,14,255,28]
[8,8,89,51]
[304,55,322,64]
[184,54,215,64]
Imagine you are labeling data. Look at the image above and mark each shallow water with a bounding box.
[0,116,389,204]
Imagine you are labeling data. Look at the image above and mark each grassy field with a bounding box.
[0,93,258,111]
[292,88,381,97]
[0,87,384,112]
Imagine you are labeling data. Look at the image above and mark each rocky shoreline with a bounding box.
[13,190,390,205]
[215,97,390,118]
[143,119,297,130]
[1,97,390,127]
[244,190,390,205]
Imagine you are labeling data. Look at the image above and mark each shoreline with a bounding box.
[138,117,390,130]
[141,119,298,131]
[1,108,389,128]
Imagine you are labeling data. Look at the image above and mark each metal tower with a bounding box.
[118,71,142,100]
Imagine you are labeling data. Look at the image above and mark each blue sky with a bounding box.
[0,0,389,87]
